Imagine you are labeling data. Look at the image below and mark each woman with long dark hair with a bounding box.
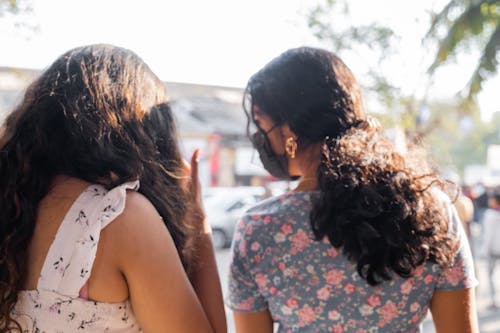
[227,47,478,332]
[0,44,226,332]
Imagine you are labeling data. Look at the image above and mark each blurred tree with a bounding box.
[0,0,37,36]
[307,0,458,141]
[427,0,500,100]
[427,110,500,175]
[307,0,400,110]
[0,0,24,15]
[306,0,495,172]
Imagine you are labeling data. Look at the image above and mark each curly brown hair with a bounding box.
[244,46,458,286]
[0,44,194,331]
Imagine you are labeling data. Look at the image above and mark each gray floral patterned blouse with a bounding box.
[227,190,477,333]
[12,181,142,332]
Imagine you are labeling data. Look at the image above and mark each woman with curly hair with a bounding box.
[0,44,226,332]
[227,47,478,332]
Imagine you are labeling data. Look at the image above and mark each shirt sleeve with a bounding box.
[435,201,478,291]
[225,214,268,312]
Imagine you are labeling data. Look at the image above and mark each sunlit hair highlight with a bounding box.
[244,46,458,286]
[0,44,193,331]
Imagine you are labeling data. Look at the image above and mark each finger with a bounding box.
[190,149,200,185]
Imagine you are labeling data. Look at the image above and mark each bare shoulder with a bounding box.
[102,190,177,265]
[110,190,163,232]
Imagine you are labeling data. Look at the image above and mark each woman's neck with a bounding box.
[293,176,318,192]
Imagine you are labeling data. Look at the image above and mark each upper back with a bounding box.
[14,176,142,332]
[227,190,477,332]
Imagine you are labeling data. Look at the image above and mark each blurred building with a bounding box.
[0,67,267,188]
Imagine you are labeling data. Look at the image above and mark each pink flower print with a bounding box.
[308,276,321,286]
[424,274,434,284]
[250,241,261,251]
[298,305,316,326]
[245,224,254,234]
[317,285,332,300]
[280,223,293,235]
[359,304,374,316]
[347,319,356,327]
[443,261,464,286]
[378,300,398,323]
[286,267,299,278]
[281,305,293,315]
[274,233,286,243]
[290,229,310,252]
[252,254,262,264]
[331,323,344,333]
[237,297,256,311]
[344,283,355,294]
[278,262,286,271]
[324,269,344,285]
[410,302,420,313]
[263,215,272,224]
[326,247,339,258]
[413,264,424,277]
[366,294,381,307]
[255,273,269,289]
[328,310,341,321]
[237,240,247,256]
[285,297,299,309]
[269,286,278,295]
[400,279,414,294]
[411,313,420,324]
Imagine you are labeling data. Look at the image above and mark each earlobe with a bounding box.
[285,137,297,158]
[281,124,298,159]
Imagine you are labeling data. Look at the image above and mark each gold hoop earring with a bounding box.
[285,137,297,159]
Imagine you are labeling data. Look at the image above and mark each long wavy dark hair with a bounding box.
[0,44,194,331]
[244,46,458,286]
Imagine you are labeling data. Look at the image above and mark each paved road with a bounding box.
[215,248,500,333]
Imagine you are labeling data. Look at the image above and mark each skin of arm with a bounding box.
[430,288,479,333]
[110,150,226,333]
[184,150,227,333]
[234,309,274,333]
[112,192,219,333]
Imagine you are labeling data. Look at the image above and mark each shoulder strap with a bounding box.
[37,181,140,297]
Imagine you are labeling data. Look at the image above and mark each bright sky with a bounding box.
[1,0,499,119]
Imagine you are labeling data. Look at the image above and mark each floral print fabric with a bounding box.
[227,190,477,333]
[12,181,142,332]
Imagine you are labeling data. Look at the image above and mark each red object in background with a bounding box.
[209,133,221,186]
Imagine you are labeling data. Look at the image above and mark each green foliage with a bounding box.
[307,0,403,123]
[307,1,396,61]
[0,0,21,15]
[0,0,37,34]
[0,0,34,19]
[427,0,500,99]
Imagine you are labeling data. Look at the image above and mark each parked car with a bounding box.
[203,186,265,249]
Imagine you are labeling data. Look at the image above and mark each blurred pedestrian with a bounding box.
[227,47,478,333]
[0,44,226,332]
[454,189,475,254]
[482,190,500,310]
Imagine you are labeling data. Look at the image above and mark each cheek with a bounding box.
[267,131,285,155]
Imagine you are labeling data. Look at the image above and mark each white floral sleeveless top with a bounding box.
[12,181,142,332]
